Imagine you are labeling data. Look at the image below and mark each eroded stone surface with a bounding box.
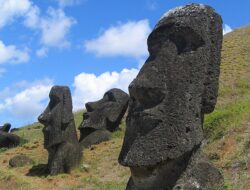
[0,123,20,148]
[119,3,223,190]
[38,86,82,175]
[9,154,33,167]
[173,148,223,190]
[0,131,20,148]
[79,88,129,148]
[0,123,11,132]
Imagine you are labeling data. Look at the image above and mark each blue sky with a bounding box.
[0,0,249,127]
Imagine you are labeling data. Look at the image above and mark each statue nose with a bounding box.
[38,113,51,124]
[79,113,90,130]
[38,114,45,123]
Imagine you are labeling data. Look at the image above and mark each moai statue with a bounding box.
[0,123,11,132]
[118,4,223,190]
[38,86,82,175]
[79,88,129,148]
[0,123,20,148]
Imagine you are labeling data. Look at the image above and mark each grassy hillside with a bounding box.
[204,25,250,190]
[0,25,250,190]
[0,113,129,190]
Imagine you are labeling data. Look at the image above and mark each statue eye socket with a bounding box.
[168,27,205,54]
[103,92,116,102]
[129,84,165,110]
[148,24,205,55]
[49,95,60,109]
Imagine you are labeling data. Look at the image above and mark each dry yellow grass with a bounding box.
[0,130,129,190]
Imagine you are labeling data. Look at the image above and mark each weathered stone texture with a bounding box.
[0,131,20,148]
[79,88,129,148]
[38,86,81,175]
[119,3,223,190]
[0,123,11,132]
[9,155,33,167]
[0,123,20,148]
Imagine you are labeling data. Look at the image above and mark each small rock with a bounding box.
[9,155,33,167]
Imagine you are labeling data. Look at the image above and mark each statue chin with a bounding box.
[130,152,192,190]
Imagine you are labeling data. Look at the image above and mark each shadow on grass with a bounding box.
[26,164,48,177]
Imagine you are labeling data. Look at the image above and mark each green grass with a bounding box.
[13,123,43,142]
[204,95,250,140]
[74,110,85,127]
[203,25,250,190]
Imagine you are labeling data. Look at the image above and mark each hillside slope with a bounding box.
[204,25,250,190]
[0,25,250,190]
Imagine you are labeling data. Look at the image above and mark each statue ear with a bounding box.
[61,88,73,128]
[106,102,128,124]
[106,106,121,123]
[202,16,222,114]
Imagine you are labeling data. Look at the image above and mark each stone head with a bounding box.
[79,88,129,140]
[119,3,222,167]
[0,123,11,132]
[38,86,75,149]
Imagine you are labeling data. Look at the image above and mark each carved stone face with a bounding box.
[0,123,11,132]
[79,88,129,141]
[38,86,74,149]
[118,4,222,188]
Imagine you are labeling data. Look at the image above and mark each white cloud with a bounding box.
[0,0,76,56]
[24,3,40,28]
[0,66,140,124]
[0,79,53,122]
[0,0,32,28]
[36,47,48,57]
[25,7,76,48]
[0,40,29,64]
[39,8,76,48]
[72,68,139,111]
[85,19,151,58]
[223,24,233,35]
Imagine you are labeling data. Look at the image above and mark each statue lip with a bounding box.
[38,113,51,126]
[78,121,88,130]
